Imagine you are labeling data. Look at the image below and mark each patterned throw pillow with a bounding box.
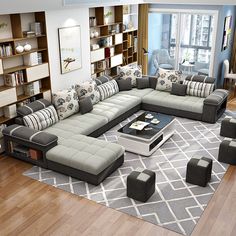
[183,80,214,98]
[97,80,119,101]
[23,105,59,131]
[118,65,142,87]
[52,89,79,120]
[75,80,100,105]
[156,69,182,92]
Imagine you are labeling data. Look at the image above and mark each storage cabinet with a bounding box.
[0,11,51,126]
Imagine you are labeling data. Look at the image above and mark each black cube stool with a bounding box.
[127,168,155,202]
[220,118,236,139]
[218,139,236,165]
[186,157,212,187]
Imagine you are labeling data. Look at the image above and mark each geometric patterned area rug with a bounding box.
[24,110,230,236]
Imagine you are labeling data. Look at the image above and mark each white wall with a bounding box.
[46,8,91,92]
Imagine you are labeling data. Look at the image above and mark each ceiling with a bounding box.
[0,0,235,14]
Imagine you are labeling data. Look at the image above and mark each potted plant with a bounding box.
[104,11,112,25]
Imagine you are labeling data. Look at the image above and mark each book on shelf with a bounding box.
[0,44,13,57]
[4,70,24,86]
[133,37,138,53]
[127,34,133,47]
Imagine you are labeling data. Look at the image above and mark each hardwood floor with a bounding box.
[0,100,236,236]
[227,98,236,111]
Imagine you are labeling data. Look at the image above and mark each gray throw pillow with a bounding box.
[171,83,187,96]
[117,78,132,91]
[79,96,93,114]
[17,99,51,117]
[136,77,150,89]
[149,76,158,89]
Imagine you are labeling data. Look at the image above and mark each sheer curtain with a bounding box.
[231,29,236,73]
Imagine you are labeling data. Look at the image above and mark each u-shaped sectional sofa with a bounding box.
[3,75,228,185]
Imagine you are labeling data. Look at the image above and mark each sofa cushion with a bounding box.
[183,80,214,98]
[17,99,51,117]
[171,83,187,96]
[119,88,153,98]
[91,93,141,121]
[95,75,110,85]
[142,90,204,114]
[118,64,142,87]
[136,77,150,89]
[75,80,100,105]
[46,134,124,175]
[52,88,79,120]
[23,105,59,131]
[117,78,132,91]
[156,68,182,92]
[79,96,93,114]
[97,79,119,101]
[44,113,108,142]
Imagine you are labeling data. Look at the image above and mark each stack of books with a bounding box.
[4,70,24,86]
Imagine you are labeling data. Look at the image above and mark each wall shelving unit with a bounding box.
[0,11,51,126]
[89,4,139,78]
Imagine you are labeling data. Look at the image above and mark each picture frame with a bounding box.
[222,16,232,51]
[58,25,82,74]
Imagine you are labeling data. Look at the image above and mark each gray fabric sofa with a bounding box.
[6,74,228,185]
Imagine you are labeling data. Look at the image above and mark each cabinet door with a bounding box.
[0,87,17,107]
[110,54,123,67]
[91,49,105,63]
[26,63,49,83]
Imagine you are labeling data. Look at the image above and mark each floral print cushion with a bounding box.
[52,88,79,120]
[75,80,100,105]
[156,69,182,92]
[119,65,142,87]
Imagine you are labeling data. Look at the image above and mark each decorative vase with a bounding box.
[15,45,24,54]
[104,17,109,25]
[94,31,99,38]
[24,43,32,52]
[90,32,95,38]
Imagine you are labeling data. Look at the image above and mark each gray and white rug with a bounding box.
[24,111,230,236]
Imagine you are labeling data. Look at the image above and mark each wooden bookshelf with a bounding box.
[89,4,138,78]
[0,11,52,126]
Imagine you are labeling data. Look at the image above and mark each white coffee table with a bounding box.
[117,112,175,156]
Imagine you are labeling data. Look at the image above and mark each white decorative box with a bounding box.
[3,104,17,118]
[24,52,39,66]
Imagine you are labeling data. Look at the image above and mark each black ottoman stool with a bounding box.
[127,168,155,202]
[220,118,236,139]
[218,139,236,165]
[186,157,212,187]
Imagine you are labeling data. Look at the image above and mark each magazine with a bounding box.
[129,121,149,131]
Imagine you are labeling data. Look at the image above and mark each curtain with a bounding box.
[231,29,236,73]
[138,4,149,74]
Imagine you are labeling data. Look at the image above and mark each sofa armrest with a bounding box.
[202,89,229,123]
[3,124,58,150]
[204,89,229,106]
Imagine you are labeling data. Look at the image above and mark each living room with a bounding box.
[0,0,236,235]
